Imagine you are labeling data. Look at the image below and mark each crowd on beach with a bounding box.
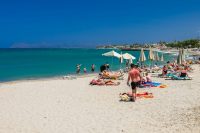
[71,48,200,102]
[88,57,200,102]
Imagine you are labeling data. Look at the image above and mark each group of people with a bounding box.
[90,63,124,86]
[161,61,192,79]
[88,59,194,102]
[76,64,95,74]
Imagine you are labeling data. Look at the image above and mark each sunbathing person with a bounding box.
[104,80,120,85]
[179,67,189,77]
[162,65,168,77]
[142,73,152,83]
[101,70,123,79]
[170,66,192,80]
[90,79,120,86]
[145,73,152,82]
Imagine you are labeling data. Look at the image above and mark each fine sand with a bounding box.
[0,65,200,133]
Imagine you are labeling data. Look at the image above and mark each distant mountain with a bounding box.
[10,42,96,48]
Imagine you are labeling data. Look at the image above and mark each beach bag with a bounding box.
[119,94,131,101]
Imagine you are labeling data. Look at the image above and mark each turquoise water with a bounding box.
[0,48,174,82]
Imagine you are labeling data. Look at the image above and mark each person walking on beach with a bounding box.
[76,64,81,74]
[91,64,95,72]
[127,64,142,102]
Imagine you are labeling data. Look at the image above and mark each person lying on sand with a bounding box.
[100,70,123,80]
[90,79,120,86]
[179,66,190,78]
[162,65,168,77]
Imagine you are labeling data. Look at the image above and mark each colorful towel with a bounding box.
[142,82,161,87]
[119,92,154,101]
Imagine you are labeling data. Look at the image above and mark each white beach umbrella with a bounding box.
[177,49,183,64]
[181,49,185,63]
[148,47,155,60]
[122,53,136,60]
[160,54,164,62]
[102,50,121,67]
[155,52,160,61]
[148,47,155,68]
[102,50,121,58]
[139,48,146,62]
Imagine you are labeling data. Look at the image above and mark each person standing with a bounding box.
[84,67,87,73]
[127,64,142,102]
[126,60,129,68]
[91,64,95,72]
[76,64,81,74]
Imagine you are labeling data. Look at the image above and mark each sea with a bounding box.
[0,48,175,82]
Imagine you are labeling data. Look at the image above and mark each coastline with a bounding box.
[0,72,99,85]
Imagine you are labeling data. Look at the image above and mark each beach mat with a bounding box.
[119,92,154,102]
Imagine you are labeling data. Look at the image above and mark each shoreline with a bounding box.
[0,72,99,85]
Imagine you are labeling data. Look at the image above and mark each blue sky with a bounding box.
[0,0,200,48]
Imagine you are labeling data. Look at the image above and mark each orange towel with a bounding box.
[127,92,154,98]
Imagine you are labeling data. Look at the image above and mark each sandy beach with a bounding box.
[0,65,200,133]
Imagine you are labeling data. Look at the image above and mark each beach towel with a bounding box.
[119,92,154,102]
[166,73,176,78]
[157,84,167,88]
[142,82,161,87]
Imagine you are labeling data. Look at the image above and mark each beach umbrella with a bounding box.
[148,47,155,60]
[177,49,183,64]
[139,48,146,65]
[181,49,186,63]
[122,53,136,60]
[155,52,160,61]
[102,50,121,68]
[148,47,155,68]
[160,54,164,62]
[102,50,121,58]
[122,53,135,66]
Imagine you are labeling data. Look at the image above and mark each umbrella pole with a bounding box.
[150,60,152,69]
[112,57,113,69]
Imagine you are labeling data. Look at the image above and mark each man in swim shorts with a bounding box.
[127,64,142,102]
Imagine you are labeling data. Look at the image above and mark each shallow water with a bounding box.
[0,48,174,82]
